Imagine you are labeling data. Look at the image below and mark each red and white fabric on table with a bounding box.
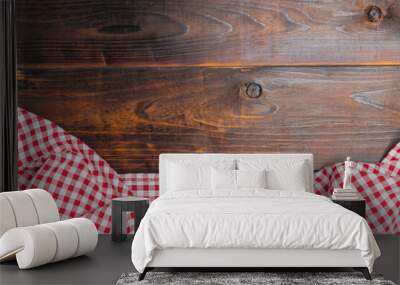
[17,107,399,234]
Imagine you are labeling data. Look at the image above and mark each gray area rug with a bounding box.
[116,272,396,285]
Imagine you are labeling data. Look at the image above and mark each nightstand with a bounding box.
[112,197,149,242]
[332,199,366,218]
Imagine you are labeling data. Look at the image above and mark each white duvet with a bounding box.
[131,190,380,273]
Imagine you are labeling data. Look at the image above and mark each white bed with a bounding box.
[131,154,380,280]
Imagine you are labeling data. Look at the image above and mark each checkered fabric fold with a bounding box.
[17,108,158,234]
[314,156,400,234]
[18,108,399,234]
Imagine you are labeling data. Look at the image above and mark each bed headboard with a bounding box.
[159,153,313,195]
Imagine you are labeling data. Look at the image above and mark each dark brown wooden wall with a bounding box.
[16,0,400,172]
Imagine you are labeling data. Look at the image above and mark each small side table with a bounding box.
[112,197,149,242]
[332,199,366,218]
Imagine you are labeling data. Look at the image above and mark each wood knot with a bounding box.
[366,6,383,23]
[245,82,262,98]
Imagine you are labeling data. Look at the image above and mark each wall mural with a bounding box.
[16,0,400,174]
[15,0,400,235]
[18,108,399,234]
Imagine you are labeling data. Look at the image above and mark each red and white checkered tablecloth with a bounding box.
[17,107,399,234]
[17,108,158,234]
[314,160,400,235]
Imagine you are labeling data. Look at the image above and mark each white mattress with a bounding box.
[131,190,380,273]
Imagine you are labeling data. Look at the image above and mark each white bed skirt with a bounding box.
[148,248,366,268]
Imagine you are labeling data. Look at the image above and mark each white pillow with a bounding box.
[167,163,211,191]
[238,159,308,191]
[211,168,236,190]
[236,169,267,189]
[266,164,307,191]
[211,169,268,190]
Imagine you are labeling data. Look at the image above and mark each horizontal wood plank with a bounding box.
[16,0,400,67]
[17,66,400,173]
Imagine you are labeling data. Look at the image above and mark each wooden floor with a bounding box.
[1,235,398,285]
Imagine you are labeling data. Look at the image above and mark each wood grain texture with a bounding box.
[16,0,400,68]
[17,67,400,173]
